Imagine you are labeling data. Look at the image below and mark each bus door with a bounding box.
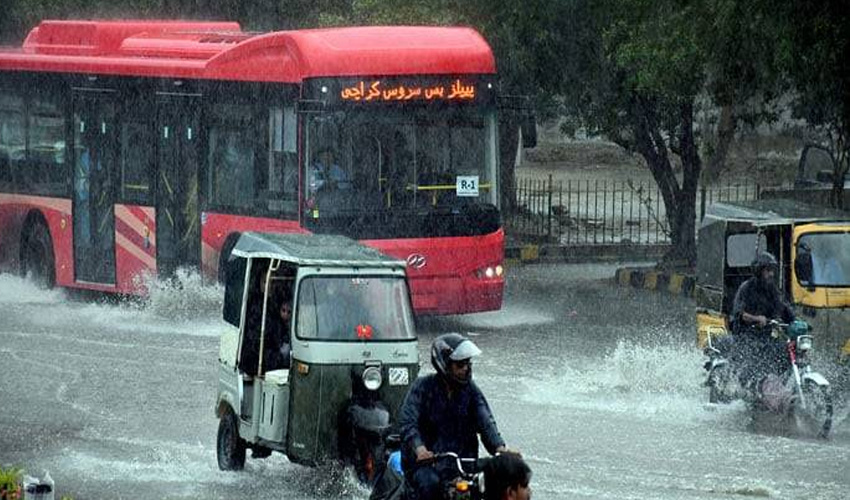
[72,90,117,284]
[156,95,201,278]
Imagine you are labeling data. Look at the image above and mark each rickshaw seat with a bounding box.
[265,369,289,386]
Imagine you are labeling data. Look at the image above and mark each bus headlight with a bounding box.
[476,265,504,279]
[362,366,383,391]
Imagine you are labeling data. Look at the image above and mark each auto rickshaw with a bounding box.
[695,199,850,365]
[215,232,419,482]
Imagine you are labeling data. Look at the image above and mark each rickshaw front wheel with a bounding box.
[217,406,246,470]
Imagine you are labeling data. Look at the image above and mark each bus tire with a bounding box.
[217,233,241,284]
[21,217,56,290]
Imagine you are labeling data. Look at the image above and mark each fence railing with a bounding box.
[506,176,762,245]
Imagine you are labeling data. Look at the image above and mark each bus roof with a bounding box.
[0,20,496,82]
[231,232,406,269]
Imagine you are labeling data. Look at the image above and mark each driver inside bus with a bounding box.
[310,146,350,192]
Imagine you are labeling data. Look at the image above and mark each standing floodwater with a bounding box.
[0,264,848,499]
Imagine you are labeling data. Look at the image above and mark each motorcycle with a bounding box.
[369,447,487,500]
[704,319,834,438]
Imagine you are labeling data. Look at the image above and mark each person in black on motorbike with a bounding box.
[399,333,511,500]
[729,251,796,391]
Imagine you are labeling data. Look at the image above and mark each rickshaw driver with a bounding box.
[263,287,292,371]
[729,252,796,390]
[399,333,512,500]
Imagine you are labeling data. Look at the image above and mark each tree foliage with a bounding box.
[784,0,850,207]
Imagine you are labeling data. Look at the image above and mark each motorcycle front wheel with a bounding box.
[708,364,734,404]
[794,380,833,438]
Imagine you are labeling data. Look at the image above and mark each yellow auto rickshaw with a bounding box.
[695,199,850,364]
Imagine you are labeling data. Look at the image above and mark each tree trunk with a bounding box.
[701,104,736,184]
[667,102,701,267]
[631,99,700,268]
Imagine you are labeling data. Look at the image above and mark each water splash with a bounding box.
[140,268,223,323]
[0,273,65,305]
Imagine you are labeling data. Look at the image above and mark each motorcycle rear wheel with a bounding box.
[794,380,833,439]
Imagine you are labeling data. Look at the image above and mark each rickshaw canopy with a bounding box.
[230,232,406,269]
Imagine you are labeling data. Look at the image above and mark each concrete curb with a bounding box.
[614,266,695,298]
[505,243,670,266]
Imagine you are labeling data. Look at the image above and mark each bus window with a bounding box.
[29,94,67,195]
[119,107,153,205]
[0,94,25,189]
[208,104,257,210]
[266,107,297,215]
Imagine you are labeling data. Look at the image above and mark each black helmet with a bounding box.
[752,251,778,276]
[430,333,482,385]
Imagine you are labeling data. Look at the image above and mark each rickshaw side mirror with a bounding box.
[795,249,814,287]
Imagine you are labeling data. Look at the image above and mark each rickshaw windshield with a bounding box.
[797,232,850,287]
[296,275,415,341]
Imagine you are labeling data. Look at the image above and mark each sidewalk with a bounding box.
[504,242,669,265]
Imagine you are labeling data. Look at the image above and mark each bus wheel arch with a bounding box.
[217,232,241,284]
[20,211,56,289]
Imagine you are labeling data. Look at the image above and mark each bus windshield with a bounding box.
[303,107,499,239]
[797,232,850,287]
[295,275,416,341]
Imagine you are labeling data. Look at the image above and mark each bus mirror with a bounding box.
[522,113,537,149]
[498,95,537,148]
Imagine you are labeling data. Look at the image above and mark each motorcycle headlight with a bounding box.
[797,335,813,352]
[362,366,383,391]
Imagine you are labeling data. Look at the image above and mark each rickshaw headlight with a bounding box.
[362,366,383,391]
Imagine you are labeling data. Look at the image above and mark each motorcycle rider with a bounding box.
[399,333,510,500]
[729,251,796,391]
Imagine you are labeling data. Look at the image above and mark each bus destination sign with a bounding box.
[340,79,476,102]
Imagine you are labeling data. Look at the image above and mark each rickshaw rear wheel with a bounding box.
[217,406,246,470]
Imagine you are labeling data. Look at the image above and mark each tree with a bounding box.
[554,0,790,266]
[785,0,850,208]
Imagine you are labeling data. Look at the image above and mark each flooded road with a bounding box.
[0,264,847,499]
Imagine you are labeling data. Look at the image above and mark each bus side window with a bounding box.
[119,101,153,205]
[266,106,297,215]
[0,94,26,189]
[208,105,256,210]
[29,93,67,195]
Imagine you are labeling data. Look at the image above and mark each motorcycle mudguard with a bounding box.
[802,371,830,387]
[349,402,391,434]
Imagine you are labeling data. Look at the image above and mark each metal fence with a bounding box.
[506,176,762,245]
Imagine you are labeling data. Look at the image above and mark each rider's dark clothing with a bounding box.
[729,277,795,385]
[399,374,505,500]
[730,277,795,337]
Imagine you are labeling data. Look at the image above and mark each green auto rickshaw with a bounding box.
[215,232,419,482]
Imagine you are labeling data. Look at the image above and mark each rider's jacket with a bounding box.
[398,374,505,474]
[731,277,795,339]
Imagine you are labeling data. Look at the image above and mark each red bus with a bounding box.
[0,20,506,315]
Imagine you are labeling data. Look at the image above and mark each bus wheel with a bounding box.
[217,406,246,471]
[21,221,55,289]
